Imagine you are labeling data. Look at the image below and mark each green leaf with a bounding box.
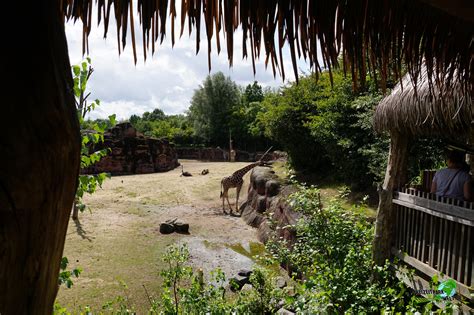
[108,114,116,126]
[60,257,69,270]
[82,136,90,145]
[73,268,82,277]
[72,65,81,77]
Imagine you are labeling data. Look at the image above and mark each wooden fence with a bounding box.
[392,188,474,301]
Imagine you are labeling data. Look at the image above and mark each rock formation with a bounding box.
[82,122,179,175]
[239,167,300,245]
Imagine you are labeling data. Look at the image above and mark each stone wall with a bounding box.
[175,147,229,161]
[176,147,287,162]
[82,123,179,175]
[239,166,300,244]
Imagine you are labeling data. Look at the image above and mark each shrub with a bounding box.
[267,185,410,313]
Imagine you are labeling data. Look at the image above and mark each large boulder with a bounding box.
[240,167,300,245]
[82,123,179,175]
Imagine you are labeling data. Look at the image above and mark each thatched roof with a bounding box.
[62,0,473,94]
[373,66,473,137]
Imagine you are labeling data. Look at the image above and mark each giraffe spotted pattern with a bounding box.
[220,161,264,215]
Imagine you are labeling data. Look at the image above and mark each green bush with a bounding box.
[266,185,410,313]
[153,244,285,314]
[256,72,389,188]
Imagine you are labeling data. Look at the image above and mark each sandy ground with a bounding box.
[57,160,263,313]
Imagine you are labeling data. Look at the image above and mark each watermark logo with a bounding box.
[436,279,456,299]
[413,279,457,301]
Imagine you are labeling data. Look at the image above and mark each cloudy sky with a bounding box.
[65,11,313,120]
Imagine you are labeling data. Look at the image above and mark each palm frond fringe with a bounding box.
[374,65,473,137]
[61,0,473,95]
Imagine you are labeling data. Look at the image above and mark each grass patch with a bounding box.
[270,161,289,181]
[318,184,377,218]
[125,191,138,198]
[123,206,146,216]
[113,187,125,193]
[202,239,220,250]
[57,220,175,313]
[140,197,161,205]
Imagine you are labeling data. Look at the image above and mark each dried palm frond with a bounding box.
[374,65,473,137]
[62,0,473,95]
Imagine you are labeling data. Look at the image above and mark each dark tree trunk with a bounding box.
[373,132,409,265]
[0,2,80,314]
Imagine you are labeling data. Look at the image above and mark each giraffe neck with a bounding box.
[232,162,260,179]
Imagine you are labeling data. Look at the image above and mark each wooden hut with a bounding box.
[1,1,472,313]
[373,67,473,307]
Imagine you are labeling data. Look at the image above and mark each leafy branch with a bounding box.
[72,58,116,219]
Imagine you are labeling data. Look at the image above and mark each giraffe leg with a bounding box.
[226,193,233,215]
[235,182,243,215]
[222,188,230,214]
[222,190,226,214]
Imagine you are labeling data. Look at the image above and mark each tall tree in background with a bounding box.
[143,108,166,121]
[188,72,241,146]
[230,81,269,150]
[243,81,264,104]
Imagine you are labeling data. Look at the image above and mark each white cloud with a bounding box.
[66,9,315,120]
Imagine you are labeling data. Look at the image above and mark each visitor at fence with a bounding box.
[430,150,472,201]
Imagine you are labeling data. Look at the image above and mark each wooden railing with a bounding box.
[392,188,474,301]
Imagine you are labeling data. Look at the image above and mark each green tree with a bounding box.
[258,70,445,190]
[243,81,264,103]
[127,111,196,146]
[258,73,328,172]
[188,72,241,146]
[257,70,388,187]
[228,81,272,151]
[143,108,166,121]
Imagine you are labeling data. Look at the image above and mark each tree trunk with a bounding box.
[0,3,80,314]
[373,132,409,265]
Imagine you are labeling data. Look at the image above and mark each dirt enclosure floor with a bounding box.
[57,160,264,312]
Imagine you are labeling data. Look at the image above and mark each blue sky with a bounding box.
[65,11,313,120]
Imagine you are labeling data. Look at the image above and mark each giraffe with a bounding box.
[220,161,263,215]
[220,146,273,215]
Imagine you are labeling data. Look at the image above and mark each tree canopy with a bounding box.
[187,72,241,147]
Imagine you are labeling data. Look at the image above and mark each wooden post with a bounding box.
[373,131,410,265]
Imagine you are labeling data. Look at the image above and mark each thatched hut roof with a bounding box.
[373,67,473,137]
[62,0,473,94]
